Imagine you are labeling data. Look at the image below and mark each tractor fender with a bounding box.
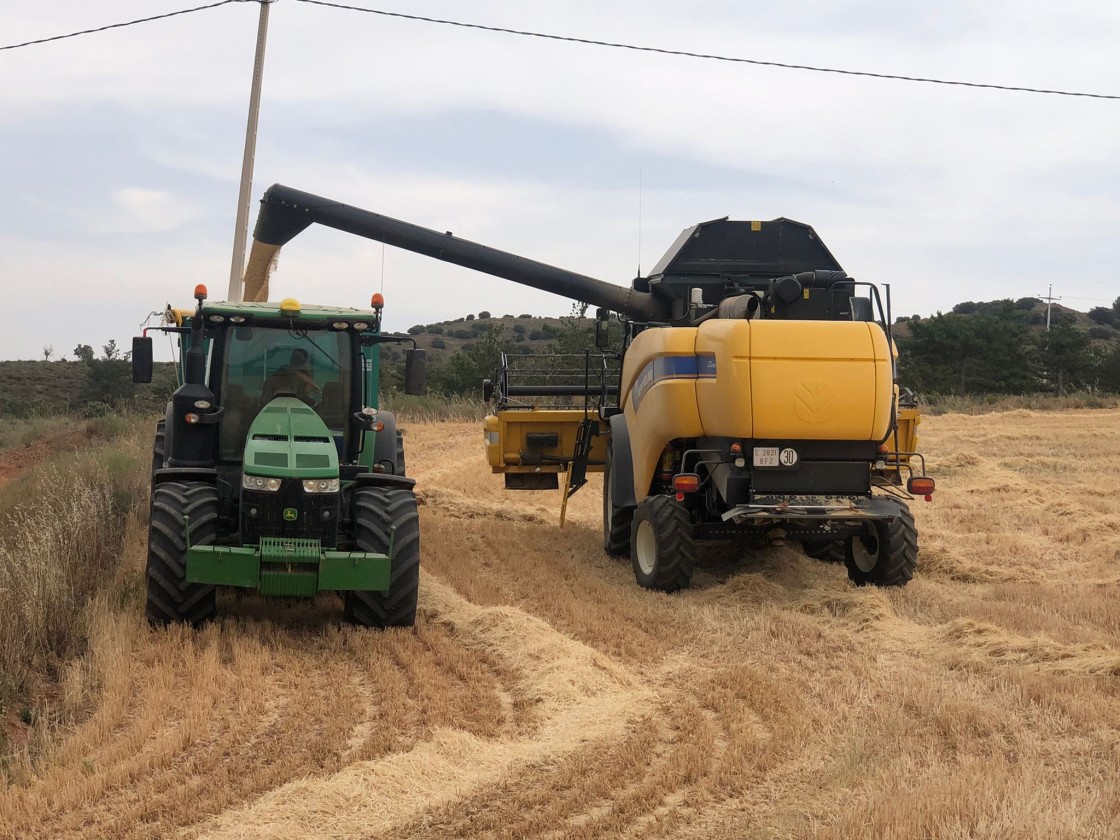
[371,410,402,475]
[153,467,218,485]
[352,473,417,491]
[608,413,637,508]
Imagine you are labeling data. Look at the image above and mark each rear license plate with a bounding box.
[753,447,779,467]
[753,446,799,467]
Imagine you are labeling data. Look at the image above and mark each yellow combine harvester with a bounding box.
[246,185,934,593]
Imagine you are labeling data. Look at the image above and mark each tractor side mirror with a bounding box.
[595,308,610,351]
[404,348,427,396]
[132,336,153,383]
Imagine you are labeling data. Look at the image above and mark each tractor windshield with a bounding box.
[218,326,353,461]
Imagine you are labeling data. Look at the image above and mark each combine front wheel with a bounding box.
[844,499,917,587]
[630,495,694,592]
[803,539,845,564]
[345,488,420,628]
[602,444,634,557]
[146,481,218,626]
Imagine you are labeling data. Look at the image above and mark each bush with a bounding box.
[952,301,978,315]
[512,324,526,335]
[1016,297,1041,310]
[465,313,475,321]
[518,313,533,319]
[478,311,491,319]
[529,331,547,341]
[430,337,446,349]
[1088,326,1115,340]
[452,329,472,340]
[1088,307,1115,326]
[407,325,425,335]
[428,325,444,335]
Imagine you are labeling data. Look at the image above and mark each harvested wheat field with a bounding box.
[2,409,1120,839]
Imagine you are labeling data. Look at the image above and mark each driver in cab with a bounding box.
[263,348,321,405]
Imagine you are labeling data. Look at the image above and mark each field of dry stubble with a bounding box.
[1,408,1119,839]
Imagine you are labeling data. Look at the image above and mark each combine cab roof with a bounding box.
[648,218,843,286]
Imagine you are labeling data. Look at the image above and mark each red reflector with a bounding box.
[908,476,935,496]
[924,494,933,503]
[675,492,685,502]
[730,442,742,454]
[672,473,700,493]
[185,412,200,424]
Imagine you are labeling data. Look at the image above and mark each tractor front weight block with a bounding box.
[186,537,391,597]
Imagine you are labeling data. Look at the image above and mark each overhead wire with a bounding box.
[293,0,1120,101]
[0,0,244,52]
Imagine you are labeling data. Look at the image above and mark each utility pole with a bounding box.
[227,0,277,302]
[1037,284,1062,331]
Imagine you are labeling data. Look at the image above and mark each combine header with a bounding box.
[241,184,934,593]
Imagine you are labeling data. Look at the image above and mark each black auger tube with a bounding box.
[253,184,670,321]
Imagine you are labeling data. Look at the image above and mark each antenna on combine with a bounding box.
[1037,284,1062,331]
[227,0,277,302]
[636,166,643,277]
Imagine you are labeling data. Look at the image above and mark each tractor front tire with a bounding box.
[844,498,918,587]
[631,495,694,592]
[146,481,218,626]
[345,488,420,628]
[602,444,634,557]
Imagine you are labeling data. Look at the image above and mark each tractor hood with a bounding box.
[243,397,339,479]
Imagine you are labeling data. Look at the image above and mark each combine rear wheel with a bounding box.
[602,443,633,557]
[345,488,420,628]
[146,481,218,626]
[844,498,917,587]
[631,495,694,592]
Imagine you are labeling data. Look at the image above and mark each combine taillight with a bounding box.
[907,476,935,500]
[672,473,701,493]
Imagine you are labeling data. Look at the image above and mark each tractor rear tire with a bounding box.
[844,498,918,587]
[602,443,633,557]
[803,539,845,564]
[345,488,420,628]
[631,495,694,592]
[146,481,218,626]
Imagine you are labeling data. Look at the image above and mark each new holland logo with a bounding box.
[794,380,835,423]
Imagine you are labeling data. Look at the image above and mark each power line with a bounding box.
[294,0,1120,101]
[0,1,244,52]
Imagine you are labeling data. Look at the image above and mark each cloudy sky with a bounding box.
[1,0,1118,361]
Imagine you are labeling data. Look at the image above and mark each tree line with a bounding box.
[896,297,1120,397]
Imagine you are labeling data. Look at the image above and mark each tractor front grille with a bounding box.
[240,480,340,547]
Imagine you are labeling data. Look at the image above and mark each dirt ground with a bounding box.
[1,410,1119,839]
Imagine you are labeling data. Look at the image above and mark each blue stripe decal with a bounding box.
[630,354,717,410]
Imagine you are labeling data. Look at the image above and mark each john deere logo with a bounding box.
[794,380,835,423]
[283,508,298,522]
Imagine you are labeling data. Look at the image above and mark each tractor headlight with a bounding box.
[242,474,282,492]
[302,478,340,494]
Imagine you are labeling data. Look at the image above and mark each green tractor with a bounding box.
[131,284,426,628]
